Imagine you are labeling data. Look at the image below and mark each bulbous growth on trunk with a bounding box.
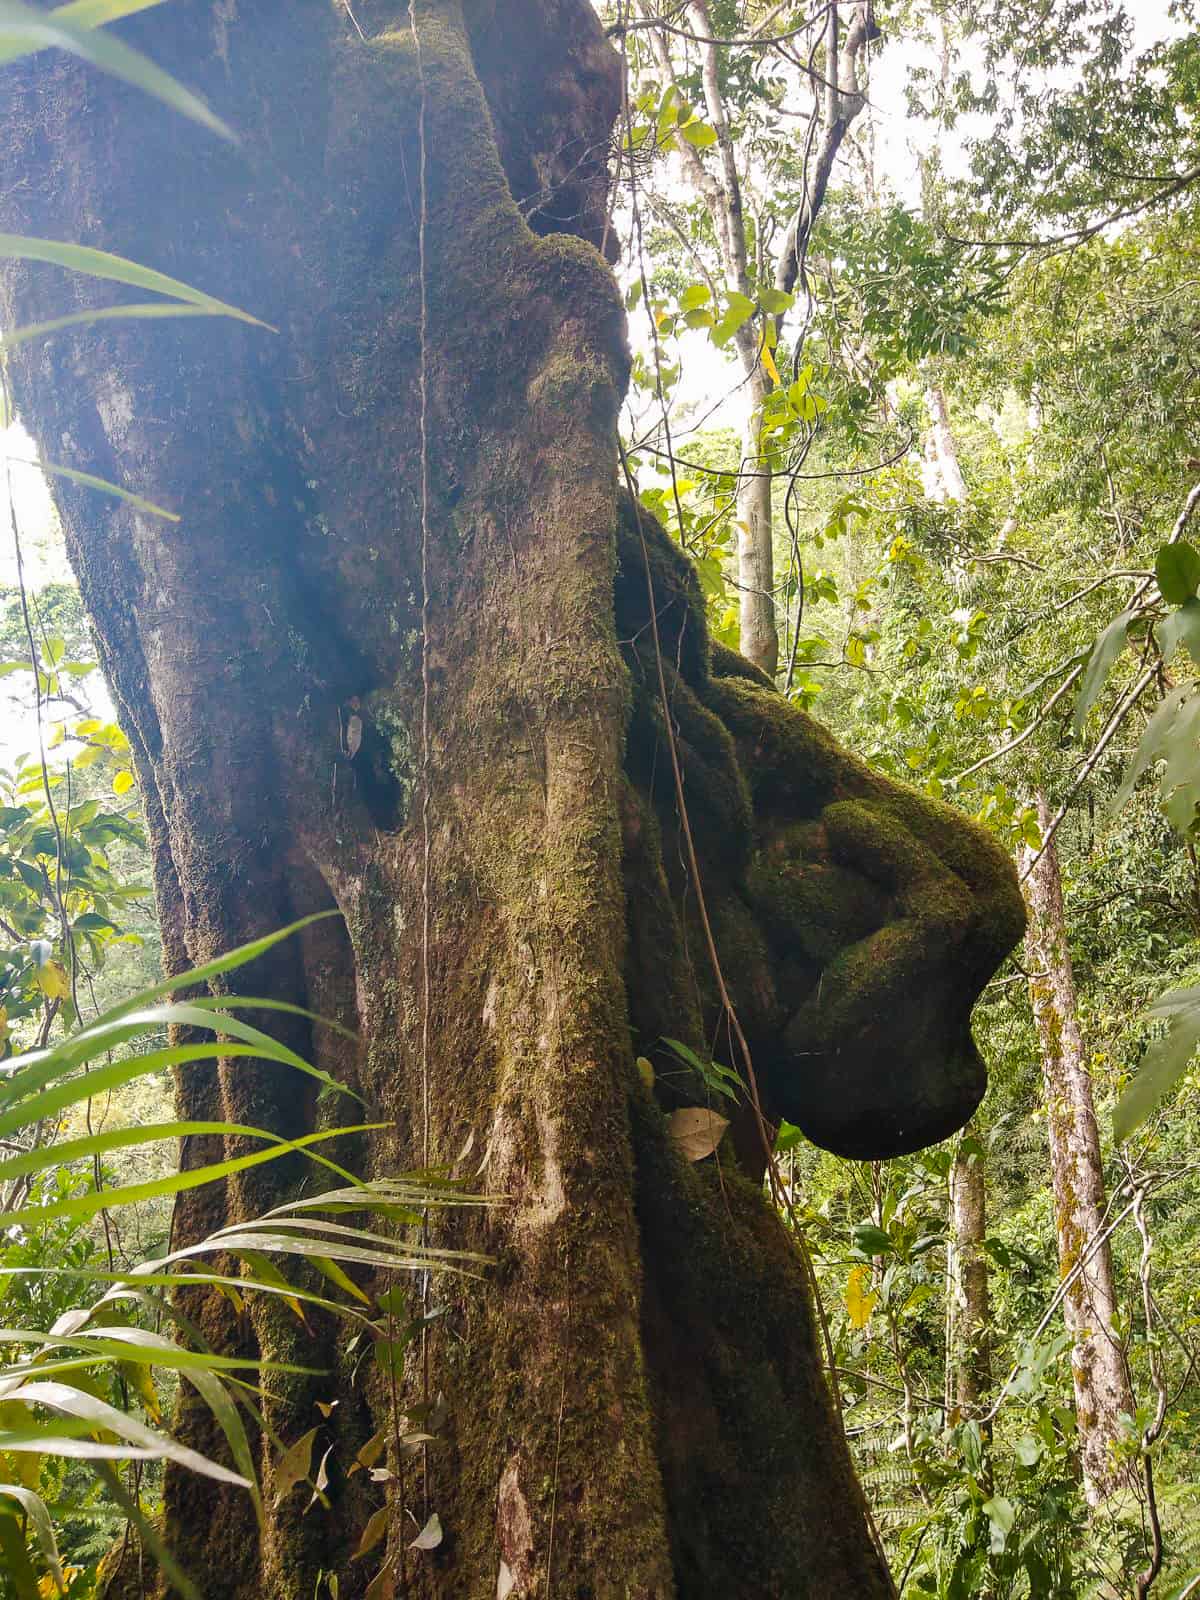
[0,4,1023,1595]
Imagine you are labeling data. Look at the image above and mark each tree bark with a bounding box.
[1021,793,1134,1504]
[0,5,1023,1595]
[922,385,967,505]
[945,1125,992,1421]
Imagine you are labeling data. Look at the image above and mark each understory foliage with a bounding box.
[612,1,1200,1595]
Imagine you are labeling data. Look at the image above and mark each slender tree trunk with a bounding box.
[1021,794,1134,1504]
[945,1125,992,1421]
[0,5,1023,1595]
[923,385,967,505]
[642,2,876,678]
[737,362,778,674]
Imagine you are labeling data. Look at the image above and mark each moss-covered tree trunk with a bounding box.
[0,5,1024,1596]
[1021,795,1133,1505]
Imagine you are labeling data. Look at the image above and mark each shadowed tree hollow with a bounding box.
[0,4,1025,1596]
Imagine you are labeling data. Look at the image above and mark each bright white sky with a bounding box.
[624,0,1182,445]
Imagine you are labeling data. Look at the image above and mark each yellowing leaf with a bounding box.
[636,1055,655,1090]
[123,1360,162,1424]
[760,343,780,386]
[846,1264,877,1330]
[312,1253,370,1306]
[272,1426,317,1507]
[112,769,135,795]
[666,1106,729,1162]
[35,960,71,1001]
[349,1426,389,1477]
[354,1504,389,1560]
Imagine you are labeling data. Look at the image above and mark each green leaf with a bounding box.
[35,458,180,520]
[679,284,711,311]
[50,0,167,22]
[355,1504,390,1560]
[310,1254,370,1306]
[1073,610,1134,735]
[679,120,717,148]
[758,287,794,315]
[2,1379,250,1485]
[0,1,234,138]
[102,910,342,1019]
[1109,686,1194,819]
[0,234,267,323]
[94,1461,203,1600]
[0,1124,382,1228]
[1157,596,1200,669]
[1015,1433,1043,1466]
[273,1427,318,1507]
[0,1513,38,1600]
[0,1485,63,1593]
[853,1224,894,1256]
[1,300,232,351]
[1156,540,1200,605]
[982,1495,1015,1554]
[1114,984,1200,1141]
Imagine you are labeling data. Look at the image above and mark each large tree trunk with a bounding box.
[0,5,1024,1596]
[1021,795,1133,1504]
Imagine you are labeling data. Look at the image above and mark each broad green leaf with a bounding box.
[679,119,717,148]
[982,1495,1015,1554]
[1157,540,1200,605]
[1114,987,1200,1141]
[1158,597,1200,670]
[853,1224,893,1256]
[758,287,795,315]
[0,1485,63,1593]
[355,1505,390,1560]
[273,1427,317,1507]
[1015,1433,1043,1466]
[680,284,711,311]
[1109,686,1194,819]
[0,2,234,138]
[1073,610,1134,735]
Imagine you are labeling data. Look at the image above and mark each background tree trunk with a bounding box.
[1021,794,1134,1504]
[945,1125,992,1422]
